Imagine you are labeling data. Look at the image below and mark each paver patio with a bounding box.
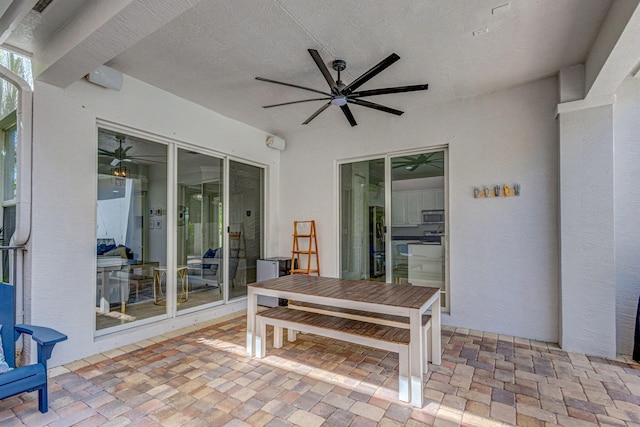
[1,312,639,426]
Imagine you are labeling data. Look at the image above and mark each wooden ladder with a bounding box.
[290,220,320,275]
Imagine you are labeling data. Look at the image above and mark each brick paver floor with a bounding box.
[1,312,639,426]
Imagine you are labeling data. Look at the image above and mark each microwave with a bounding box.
[422,210,445,224]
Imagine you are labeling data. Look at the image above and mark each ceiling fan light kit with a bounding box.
[256,49,429,127]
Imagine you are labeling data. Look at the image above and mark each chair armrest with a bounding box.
[14,324,67,366]
[14,324,67,347]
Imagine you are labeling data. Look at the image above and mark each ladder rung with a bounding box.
[291,269,319,274]
[292,250,316,254]
[293,234,312,238]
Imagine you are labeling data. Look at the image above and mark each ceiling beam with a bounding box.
[0,0,39,46]
[33,0,201,88]
[585,0,640,98]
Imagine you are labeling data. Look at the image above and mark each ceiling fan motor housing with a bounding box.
[332,59,346,72]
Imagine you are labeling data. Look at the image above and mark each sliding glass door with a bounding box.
[390,150,447,309]
[96,127,266,333]
[228,160,264,300]
[177,149,224,311]
[339,149,448,310]
[96,129,167,330]
[340,158,385,280]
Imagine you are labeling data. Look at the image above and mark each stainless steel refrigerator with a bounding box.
[369,206,385,277]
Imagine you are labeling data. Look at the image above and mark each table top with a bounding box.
[249,275,439,310]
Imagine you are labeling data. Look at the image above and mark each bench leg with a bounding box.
[287,328,297,342]
[273,326,283,349]
[256,317,266,358]
[398,345,410,403]
[423,323,432,371]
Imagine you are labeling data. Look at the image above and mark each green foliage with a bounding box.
[0,50,33,121]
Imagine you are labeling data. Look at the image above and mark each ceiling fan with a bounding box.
[98,134,165,166]
[393,152,444,172]
[256,49,429,127]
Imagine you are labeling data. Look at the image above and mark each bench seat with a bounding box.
[256,306,411,402]
[287,300,432,368]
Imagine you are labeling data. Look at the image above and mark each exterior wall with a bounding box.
[614,76,640,356]
[31,75,280,366]
[558,104,616,357]
[279,77,560,342]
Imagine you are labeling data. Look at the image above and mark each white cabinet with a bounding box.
[407,190,426,225]
[408,243,444,287]
[434,189,445,210]
[392,189,444,226]
[391,192,409,226]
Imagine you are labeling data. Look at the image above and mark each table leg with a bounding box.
[431,297,441,365]
[409,309,423,407]
[247,288,257,356]
[99,271,109,314]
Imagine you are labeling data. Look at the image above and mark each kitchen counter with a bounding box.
[393,235,442,243]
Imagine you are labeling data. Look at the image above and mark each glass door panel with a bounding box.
[177,149,224,311]
[340,159,385,280]
[96,129,167,331]
[390,150,447,308]
[228,160,264,300]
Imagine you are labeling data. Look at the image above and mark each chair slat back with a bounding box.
[0,282,16,367]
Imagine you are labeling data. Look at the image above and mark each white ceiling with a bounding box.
[3,0,612,137]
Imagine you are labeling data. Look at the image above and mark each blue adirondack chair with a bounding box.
[0,282,67,413]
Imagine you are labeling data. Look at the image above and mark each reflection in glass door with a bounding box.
[228,160,264,300]
[177,149,224,311]
[340,159,385,280]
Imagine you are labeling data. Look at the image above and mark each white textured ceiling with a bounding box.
[5,0,612,137]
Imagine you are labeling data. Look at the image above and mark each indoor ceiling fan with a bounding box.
[393,152,444,172]
[256,49,429,127]
[98,134,165,166]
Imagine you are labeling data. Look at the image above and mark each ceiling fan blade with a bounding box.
[302,102,331,125]
[350,84,429,98]
[263,97,331,108]
[255,77,332,97]
[348,98,404,116]
[340,105,357,127]
[110,158,121,166]
[308,49,337,93]
[342,53,400,95]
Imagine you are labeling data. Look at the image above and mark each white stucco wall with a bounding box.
[558,104,616,357]
[614,76,640,356]
[31,75,281,366]
[279,77,559,342]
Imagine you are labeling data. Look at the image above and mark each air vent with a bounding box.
[32,0,54,13]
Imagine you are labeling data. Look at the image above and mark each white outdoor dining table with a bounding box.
[246,275,441,407]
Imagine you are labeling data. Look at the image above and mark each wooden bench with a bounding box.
[287,300,432,369]
[256,306,411,402]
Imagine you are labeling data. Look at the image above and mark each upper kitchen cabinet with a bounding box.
[434,189,444,210]
[392,191,410,226]
[392,189,443,226]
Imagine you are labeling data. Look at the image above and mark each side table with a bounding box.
[153,266,189,305]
